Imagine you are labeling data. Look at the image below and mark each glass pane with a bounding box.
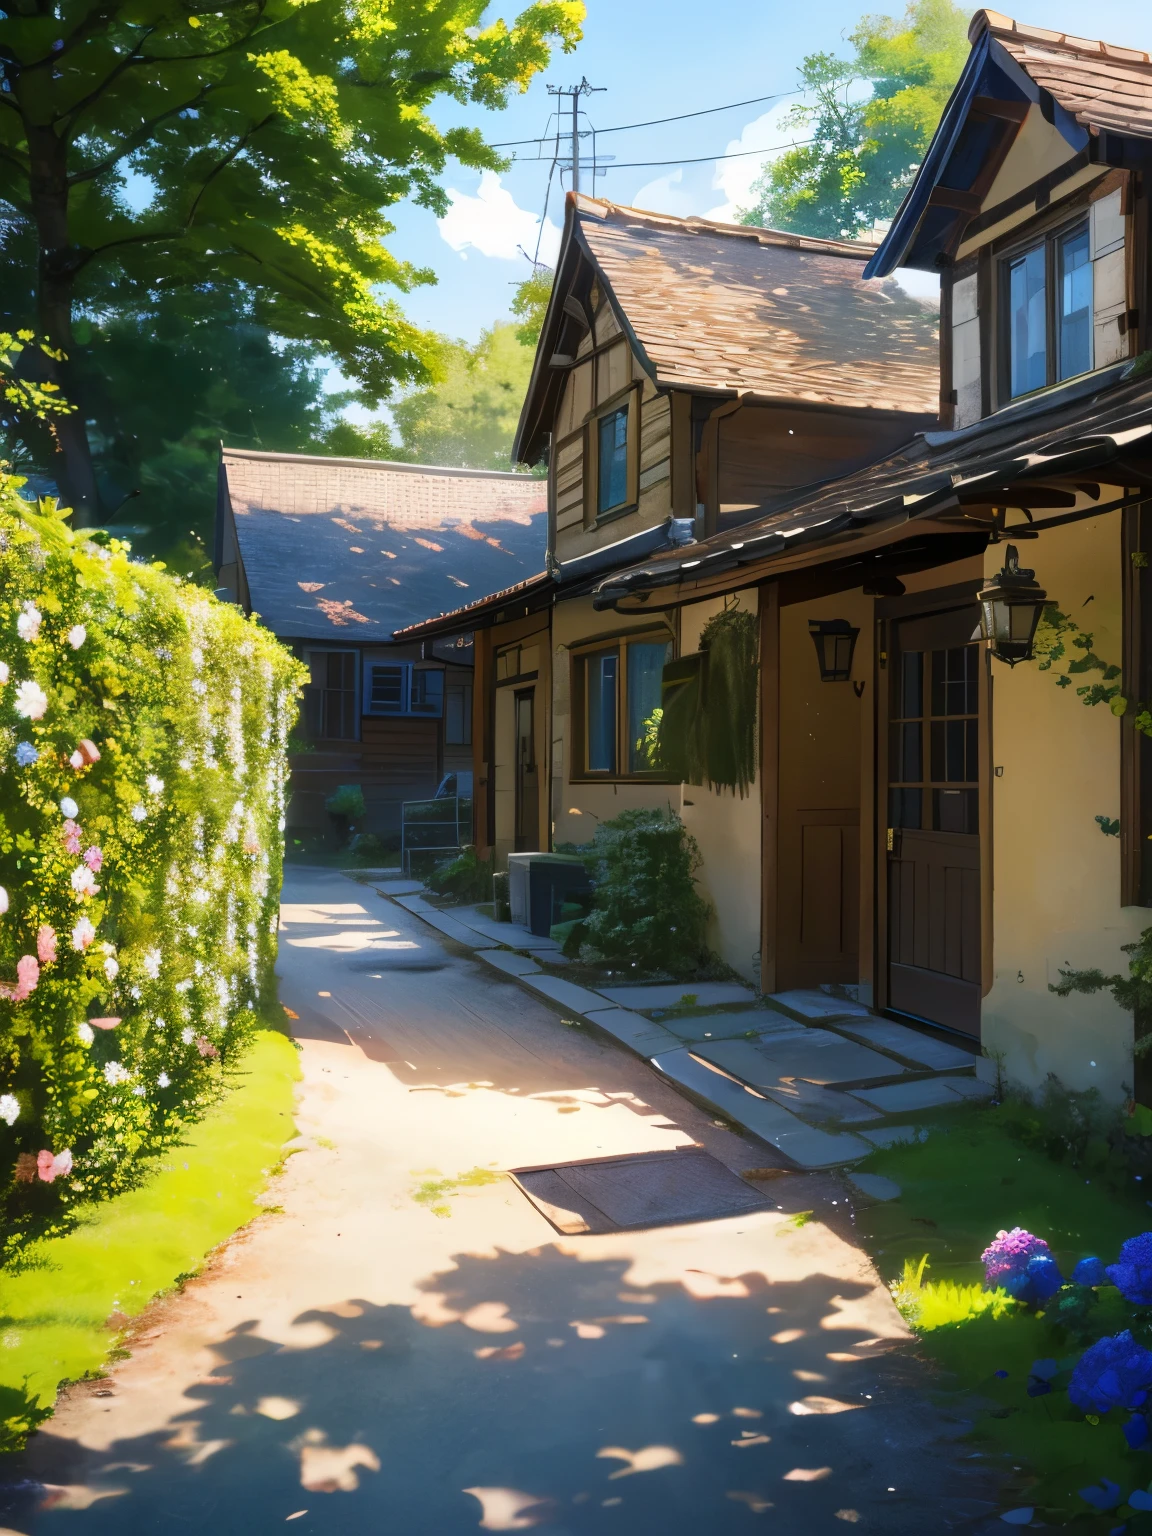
[1008,244,1047,397]
[1057,224,1092,381]
[898,652,923,719]
[371,664,406,711]
[930,646,977,718]
[889,722,922,783]
[934,788,979,834]
[598,408,629,513]
[888,787,923,830]
[931,719,977,782]
[627,641,672,772]
[586,650,618,772]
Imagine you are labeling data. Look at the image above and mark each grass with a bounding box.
[410,1166,506,1219]
[853,1102,1152,1527]
[0,1029,299,1447]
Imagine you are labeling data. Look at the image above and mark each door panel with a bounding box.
[778,808,859,989]
[514,688,539,851]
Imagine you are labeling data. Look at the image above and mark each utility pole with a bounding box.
[547,78,604,194]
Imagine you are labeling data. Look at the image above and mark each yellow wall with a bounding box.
[982,513,1144,1100]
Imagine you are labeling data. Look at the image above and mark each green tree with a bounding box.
[0,0,582,520]
[741,0,970,240]
[332,322,541,472]
[511,265,555,347]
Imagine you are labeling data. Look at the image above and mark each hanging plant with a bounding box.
[653,605,758,796]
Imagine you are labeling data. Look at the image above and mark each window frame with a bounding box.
[363,661,445,719]
[569,627,678,783]
[997,211,1094,406]
[584,383,641,527]
[301,648,359,741]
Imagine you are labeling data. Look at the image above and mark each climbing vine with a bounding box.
[1034,598,1152,740]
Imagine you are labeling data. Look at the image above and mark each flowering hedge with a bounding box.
[0,473,305,1258]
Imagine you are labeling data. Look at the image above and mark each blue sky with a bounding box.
[338,0,1152,409]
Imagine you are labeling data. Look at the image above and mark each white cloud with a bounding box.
[890,266,940,307]
[437,171,561,265]
[630,169,698,219]
[704,101,810,224]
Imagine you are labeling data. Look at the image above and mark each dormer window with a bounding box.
[1004,219,1092,399]
[584,383,640,525]
[597,406,629,513]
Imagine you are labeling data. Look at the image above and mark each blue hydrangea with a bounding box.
[1069,1331,1152,1415]
[1000,1253,1064,1307]
[1107,1233,1152,1305]
[1072,1256,1108,1287]
[14,741,37,766]
[1124,1413,1150,1450]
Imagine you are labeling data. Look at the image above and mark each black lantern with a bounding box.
[977,545,1051,666]
[808,619,860,682]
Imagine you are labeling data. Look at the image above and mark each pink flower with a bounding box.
[89,1016,121,1031]
[70,865,99,899]
[61,819,81,856]
[83,846,103,872]
[36,1147,72,1183]
[36,925,56,965]
[71,916,95,951]
[195,1036,219,1058]
[0,955,39,1003]
[68,750,84,770]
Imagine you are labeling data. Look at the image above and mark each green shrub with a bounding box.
[0,472,305,1259]
[325,783,365,823]
[568,807,712,977]
[890,1254,1014,1330]
[427,845,492,904]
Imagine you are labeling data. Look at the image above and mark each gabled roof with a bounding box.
[217,449,547,643]
[867,10,1152,278]
[514,196,940,463]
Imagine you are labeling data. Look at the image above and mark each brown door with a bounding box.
[886,609,983,1036]
[777,809,860,989]
[514,688,538,851]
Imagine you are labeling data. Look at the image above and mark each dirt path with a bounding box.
[7,867,999,1534]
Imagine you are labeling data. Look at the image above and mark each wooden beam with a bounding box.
[759,583,780,998]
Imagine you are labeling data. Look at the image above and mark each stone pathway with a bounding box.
[372,886,991,1173]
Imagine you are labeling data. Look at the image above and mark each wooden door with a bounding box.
[886,609,983,1035]
[514,688,538,851]
[777,809,860,989]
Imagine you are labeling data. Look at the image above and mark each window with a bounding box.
[573,634,673,778]
[303,650,358,740]
[889,645,979,835]
[1004,219,1092,399]
[365,663,444,718]
[598,407,629,514]
[445,681,472,746]
[585,387,639,525]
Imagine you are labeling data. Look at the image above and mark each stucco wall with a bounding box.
[981,513,1144,1101]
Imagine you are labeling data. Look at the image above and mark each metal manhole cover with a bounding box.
[510,1147,771,1235]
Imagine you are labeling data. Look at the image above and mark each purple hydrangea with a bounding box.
[1072,1256,1108,1288]
[1106,1232,1152,1306]
[1068,1331,1152,1415]
[14,741,37,767]
[981,1228,1063,1304]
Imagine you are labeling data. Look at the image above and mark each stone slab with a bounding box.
[582,1008,688,1059]
[393,893,432,914]
[824,1017,976,1071]
[769,989,874,1023]
[597,982,757,1011]
[478,950,543,979]
[409,907,502,948]
[848,1172,902,1201]
[662,1010,794,1045]
[375,879,424,896]
[761,1080,883,1126]
[449,906,532,945]
[517,973,610,1015]
[649,1049,870,1169]
[848,1077,976,1113]
[944,1076,994,1100]
[696,1033,907,1090]
[858,1125,927,1148]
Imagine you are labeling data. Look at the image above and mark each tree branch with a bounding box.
[67,86,212,185]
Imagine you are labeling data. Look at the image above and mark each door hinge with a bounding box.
[886,827,895,853]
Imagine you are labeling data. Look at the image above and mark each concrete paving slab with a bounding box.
[582,1008,689,1059]
[849,1172,902,1201]
[849,1077,974,1113]
[477,949,543,979]
[662,1009,794,1045]
[696,1033,908,1090]
[447,906,531,945]
[598,981,757,1011]
[408,907,502,948]
[769,989,874,1023]
[858,1125,927,1148]
[518,973,610,1015]
[649,1049,870,1168]
[393,893,433,914]
[761,1079,883,1125]
[825,1017,976,1071]
[374,878,424,896]
[945,1076,994,1100]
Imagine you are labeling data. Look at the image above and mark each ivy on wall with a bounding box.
[1034,598,1152,739]
[651,606,759,797]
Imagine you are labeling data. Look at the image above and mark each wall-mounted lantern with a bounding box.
[977,545,1051,666]
[808,619,860,682]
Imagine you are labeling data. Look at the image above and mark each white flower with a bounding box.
[0,887,7,915]
[175,979,192,993]
[131,1084,146,1097]
[129,985,141,1000]
[190,646,203,668]
[16,603,41,642]
[71,916,95,951]
[103,1060,130,1086]
[178,757,191,770]
[0,661,7,685]
[142,949,161,979]
[157,1071,170,1089]
[103,956,119,981]
[130,804,146,823]
[154,1017,166,1029]
[60,796,79,819]
[77,1022,94,1046]
[181,1026,194,1044]
[145,774,164,795]
[14,680,47,719]
[0,1093,19,1126]
[71,865,100,898]
[67,624,86,650]
[190,678,207,697]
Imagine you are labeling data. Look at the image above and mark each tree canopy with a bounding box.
[740,0,970,240]
[0,0,582,517]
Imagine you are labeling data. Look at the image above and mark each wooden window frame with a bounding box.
[994,204,1093,409]
[569,627,678,783]
[584,383,641,528]
[302,647,360,741]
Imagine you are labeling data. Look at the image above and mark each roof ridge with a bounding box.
[970,9,1152,67]
[219,447,541,482]
[569,192,875,261]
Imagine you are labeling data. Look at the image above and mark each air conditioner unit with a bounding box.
[507,853,592,937]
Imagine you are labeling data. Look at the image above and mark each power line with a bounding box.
[487,86,802,150]
[511,135,815,172]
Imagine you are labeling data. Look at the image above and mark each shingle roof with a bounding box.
[219,449,547,643]
[572,198,940,414]
[981,11,1152,136]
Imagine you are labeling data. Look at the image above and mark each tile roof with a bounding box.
[572,198,940,414]
[979,11,1152,136]
[219,449,547,643]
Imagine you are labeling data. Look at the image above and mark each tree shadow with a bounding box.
[7,1245,1000,1534]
